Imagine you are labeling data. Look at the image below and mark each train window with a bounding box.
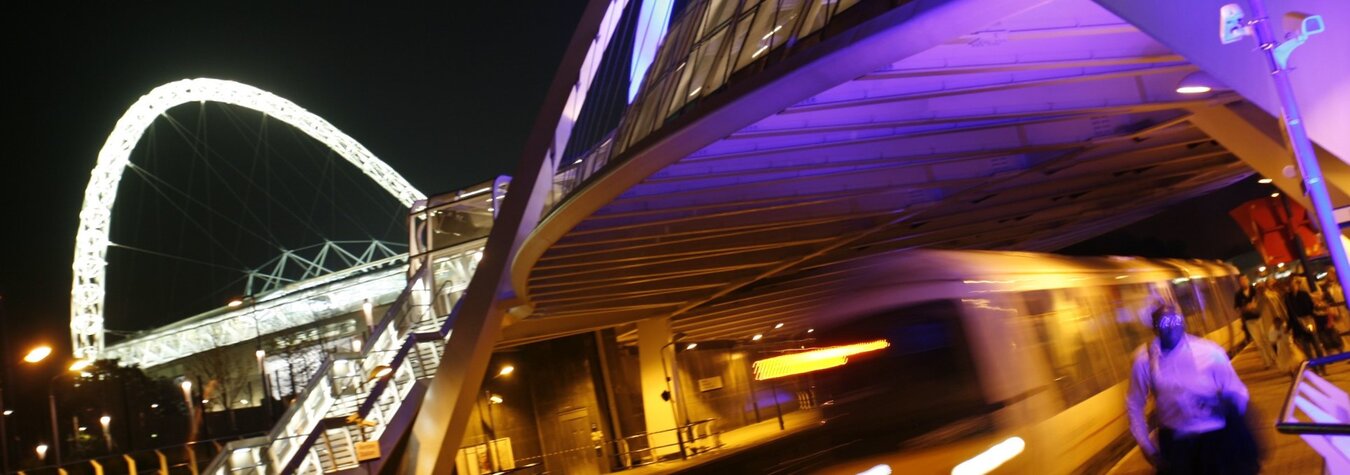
[1170,280,1209,333]
[1196,278,1230,330]
[1210,277,1240,325]
[1110,284,1155,354]
[1016,290,1114,407]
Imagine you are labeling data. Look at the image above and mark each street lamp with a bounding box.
[34,444,47,462]
[23,349,91,467]
[99,415,112,453]
[181,381,197,443]
[480,364,514,471]
[23,346,52,363]
[1219,2,1350,304]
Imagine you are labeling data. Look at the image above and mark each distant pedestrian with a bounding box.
[1322,274,1350,349]
[1234,276,1273,368]
[1269,318,1301,378]
[1285,277,1328,364]
[1258,279,1287,354]
[1127,305,1258,474]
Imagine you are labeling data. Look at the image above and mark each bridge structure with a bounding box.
[55,0,1350,474]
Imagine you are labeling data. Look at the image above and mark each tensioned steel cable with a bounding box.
[121,162,254,269]
[159,109,332,241]
[221,104,390,239]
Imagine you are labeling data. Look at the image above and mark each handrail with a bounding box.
[204,261,433,474]
[207,238,482,474]
[1276,350,1350,435]
[275,266,445,475]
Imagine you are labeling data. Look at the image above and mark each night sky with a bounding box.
[0,0,1269,454]
[0,0,589,437]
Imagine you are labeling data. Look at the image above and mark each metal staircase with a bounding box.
[204,240,483,474]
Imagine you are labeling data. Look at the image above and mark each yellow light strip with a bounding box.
[752,339,890,380]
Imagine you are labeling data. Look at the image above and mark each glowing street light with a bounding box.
[99,415,112,452]
[35,444,48,462]
[68,359,92,372]
[23,346,52,363]
[362,300,375,329]
[497,365,514,377]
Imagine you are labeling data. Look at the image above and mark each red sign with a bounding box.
[1229,196,1325,265]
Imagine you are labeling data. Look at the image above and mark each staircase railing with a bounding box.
[205,240,483,474]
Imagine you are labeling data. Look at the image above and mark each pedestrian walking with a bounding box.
[1127,305,1258,474]
[1268,318,1301,378]
[1234,276,1273,368]
[1285,277,1328,364]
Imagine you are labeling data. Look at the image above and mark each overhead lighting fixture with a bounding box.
[1176,71,1224,94]
[68,359,93,372]
[751,334,763,341]
[806,328,814,333]
[774,323,784,329]
[1258,178,1273,184]
[1271,192,1281,197]
[685,343,698,350]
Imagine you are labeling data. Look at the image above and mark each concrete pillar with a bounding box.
[636,317,680,459]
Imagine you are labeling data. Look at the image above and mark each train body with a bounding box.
[691,249,1243,474]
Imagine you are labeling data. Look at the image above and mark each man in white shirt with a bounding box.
[1126,305,1256,474]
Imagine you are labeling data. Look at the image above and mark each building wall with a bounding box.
[522,334,612,475]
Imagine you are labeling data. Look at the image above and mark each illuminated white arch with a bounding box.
[72,78,426,360]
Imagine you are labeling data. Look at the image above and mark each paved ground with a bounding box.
[1108,344,1345,474]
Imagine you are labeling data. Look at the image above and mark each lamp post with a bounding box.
[99,415,112,453]
[256,348,272,420]
[478,365,513,472]
[1222,1,1350,304]
[482,392,503,472]
[181,381,197,443]
[43,359,90,467]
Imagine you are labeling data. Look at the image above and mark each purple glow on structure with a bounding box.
[629,0,674,103]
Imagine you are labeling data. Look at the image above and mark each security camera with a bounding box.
[1284,12,1325,39]
[1220,3,1250,44]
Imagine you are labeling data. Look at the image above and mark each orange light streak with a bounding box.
[752,339,890,380]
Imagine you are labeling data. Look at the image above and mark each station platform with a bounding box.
[1108,343,1347,474]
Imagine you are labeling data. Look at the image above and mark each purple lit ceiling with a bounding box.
[504,0,1256,346]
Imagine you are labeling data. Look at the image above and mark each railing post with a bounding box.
[155,449,168,474]
[186,444,198,475]
[124,454,137,474]
[89,459,102,475]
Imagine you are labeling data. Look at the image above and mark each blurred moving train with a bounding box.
[687,249,1243,475]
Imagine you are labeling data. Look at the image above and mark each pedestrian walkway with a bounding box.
[1108,344,1349,474]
